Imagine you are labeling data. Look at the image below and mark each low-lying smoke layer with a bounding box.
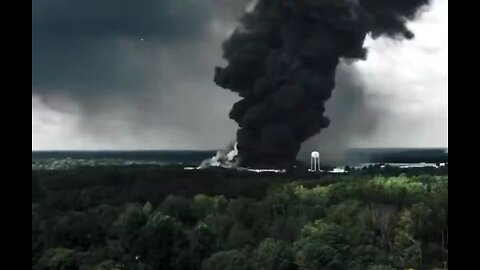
[214,0,430,168]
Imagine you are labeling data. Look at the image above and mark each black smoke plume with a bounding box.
[214,0,430,168]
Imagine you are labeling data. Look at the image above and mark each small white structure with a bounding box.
[309,151,320,172]
[328,167,347,174]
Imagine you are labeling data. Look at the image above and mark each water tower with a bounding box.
[310,151,320,172]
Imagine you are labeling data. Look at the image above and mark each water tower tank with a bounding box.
[310,151,320,171]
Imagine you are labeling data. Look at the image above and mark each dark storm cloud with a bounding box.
[33,0,209,38]
[32,0,250,148]
[33,0,217,93]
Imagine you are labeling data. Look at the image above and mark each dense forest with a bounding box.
[32,166,448,270]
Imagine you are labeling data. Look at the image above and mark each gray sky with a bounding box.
[32,0,448,150]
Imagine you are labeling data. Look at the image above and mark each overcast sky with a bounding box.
[32,0,448,151]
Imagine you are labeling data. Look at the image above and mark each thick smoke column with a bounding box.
[214,0,430,168]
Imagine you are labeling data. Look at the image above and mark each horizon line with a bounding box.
[32,147,449,152]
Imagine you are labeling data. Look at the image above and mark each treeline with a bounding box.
[32,167,447,270]
[32,164,447,207]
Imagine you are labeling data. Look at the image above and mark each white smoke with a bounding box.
[196,141,288,173]
[246,0,258,13]
[197,141,239,169]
